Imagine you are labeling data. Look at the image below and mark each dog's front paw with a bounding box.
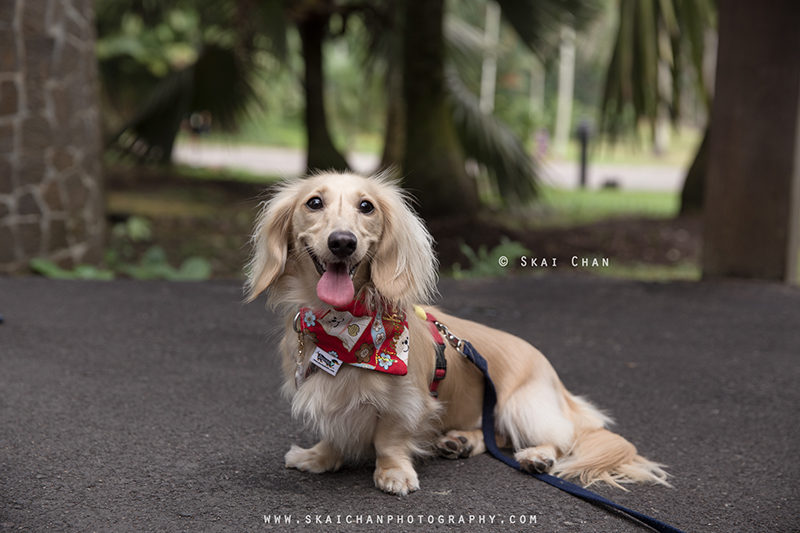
[374,465,419,496]
[285,443,343,473]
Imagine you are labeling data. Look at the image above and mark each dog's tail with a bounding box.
[552,394,671,490]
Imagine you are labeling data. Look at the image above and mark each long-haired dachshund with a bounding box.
[246,172,669,495]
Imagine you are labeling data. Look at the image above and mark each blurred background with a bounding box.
[1,0,798,284]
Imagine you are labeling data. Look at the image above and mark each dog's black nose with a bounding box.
[328,231,357,258]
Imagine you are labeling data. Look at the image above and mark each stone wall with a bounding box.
[0,0,104,273]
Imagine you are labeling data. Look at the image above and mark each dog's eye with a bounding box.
[306,197,323,211]
[358,200,374,214]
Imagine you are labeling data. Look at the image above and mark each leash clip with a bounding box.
[433,320,466,356]
[292,311,305,389]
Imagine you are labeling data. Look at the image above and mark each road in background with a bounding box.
[173,143,686,192]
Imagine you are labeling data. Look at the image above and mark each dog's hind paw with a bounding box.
[515,445,557,474]
[285,443,343,473]
[374,466,419,496]
[435,429,485,459]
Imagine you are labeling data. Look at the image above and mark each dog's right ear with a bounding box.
[245,183,298,302]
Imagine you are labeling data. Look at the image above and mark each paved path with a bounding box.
[173,143,686,192]
[1,276,798,532]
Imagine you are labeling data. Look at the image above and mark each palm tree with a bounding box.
[99,0,351,172]
[388,0,602,216]
[599,0,716,213]
[99,0,599,218]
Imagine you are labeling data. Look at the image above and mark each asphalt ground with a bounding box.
[0,276,798,532]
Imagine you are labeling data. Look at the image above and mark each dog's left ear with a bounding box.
[370,186,438,307]
[245,183,298,302]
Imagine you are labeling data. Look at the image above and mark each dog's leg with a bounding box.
[435,429,486,459]
[285,441,344,473]
[514,444,559,474]
[372,417,420,496]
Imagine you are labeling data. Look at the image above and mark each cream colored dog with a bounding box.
[246,172,669,495]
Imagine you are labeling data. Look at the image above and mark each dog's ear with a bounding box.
[245,183,298,302]
[370,185,438,307]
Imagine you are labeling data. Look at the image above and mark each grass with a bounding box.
[487,186,680,231]
[169,163,281,185]
[535,187,680,227]
[585,261,701,282]
[105,191,249,219]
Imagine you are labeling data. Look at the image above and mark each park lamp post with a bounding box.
[576,119,594,189]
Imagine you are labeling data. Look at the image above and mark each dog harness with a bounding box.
[414,305,448,398]
[293,302,447,396]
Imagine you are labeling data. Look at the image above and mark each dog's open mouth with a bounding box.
[307,248,360,308]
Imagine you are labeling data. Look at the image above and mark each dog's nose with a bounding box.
[328,231,357,258]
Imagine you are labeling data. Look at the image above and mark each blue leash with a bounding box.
[458,339,688,533]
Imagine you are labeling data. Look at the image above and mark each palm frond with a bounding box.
[600,0,716,139]
[255,0,290,63]
[445,65,538,204]
[108,43,256,163]
[443,14,506,85]
[495,0,603,60]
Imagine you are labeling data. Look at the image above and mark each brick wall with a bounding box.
[0,0,104,273]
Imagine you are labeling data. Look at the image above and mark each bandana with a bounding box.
[299,299,409,376]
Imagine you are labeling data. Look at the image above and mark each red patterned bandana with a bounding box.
[298,299,409,376]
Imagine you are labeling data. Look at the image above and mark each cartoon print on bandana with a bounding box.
[320,311,371,351]
[371,318,387,351]
[354,343,374,364]
[374,311,406,371]
[394,328,410,364]
[303,310,317,328]
[376,352,394,370]
[298,300,409,376]
[320,310,349,332]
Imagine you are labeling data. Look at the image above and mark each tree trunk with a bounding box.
[553,25,576,157]
[401,0,478,218]
[379,60,405,171]
[298,13,350,173]
[702,0,800,282]
[679,124,710,215]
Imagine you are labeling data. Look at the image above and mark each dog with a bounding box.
[246,171,669,495]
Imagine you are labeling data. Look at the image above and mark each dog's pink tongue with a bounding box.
[317,262,354,308]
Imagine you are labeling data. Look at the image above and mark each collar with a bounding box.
[298,299,409,376]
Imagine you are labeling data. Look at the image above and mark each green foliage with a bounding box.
[116,246,212,281]
[29,259,116,281]
[97,0,263,162]
[96,9,202,78]
[29,216,212,282]
[114,215,153,243]
[452,237,531,279]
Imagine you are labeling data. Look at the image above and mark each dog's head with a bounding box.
[246,172,437,309]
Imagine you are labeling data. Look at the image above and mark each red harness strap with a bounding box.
[424,312,447,398]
